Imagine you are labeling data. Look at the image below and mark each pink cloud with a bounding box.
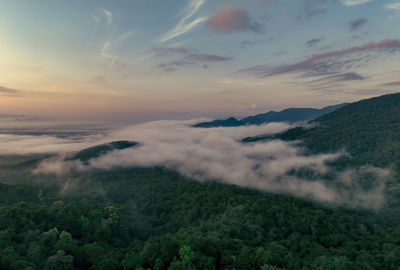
[206,5,260,33]
[0,85,20,96]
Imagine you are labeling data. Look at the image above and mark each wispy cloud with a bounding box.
[327,72,366,81]
[160,0,206,43]
[300,0,372,19]
[306,38,323,47]
[310,72,366,84]
[153,47,232,72]
[157,60,195,72]
[99,30,135,71]
[238,39,400,77]
[152,47,191,56]
[349,18,367,31]
[206,5,261,33]
[341,0,373,6]
[381,81,400,86]
[89,14,100,25]
[299,0,333,19]
[100,8,112,25]
[0,85,20,97]
[385,2,400,10]
[90,7,135,72]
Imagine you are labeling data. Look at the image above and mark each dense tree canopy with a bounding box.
[0,167,400,269]
[1,94,400,269]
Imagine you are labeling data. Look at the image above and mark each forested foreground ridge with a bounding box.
[2,169,400,270]
[244,93,400,168]
[1,94,400,269]
[244,93,400,207]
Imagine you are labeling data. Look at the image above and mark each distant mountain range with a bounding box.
[192,103,348,127]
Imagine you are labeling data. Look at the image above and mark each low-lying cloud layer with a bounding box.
[0,133,106,155]
[27,120,392,209]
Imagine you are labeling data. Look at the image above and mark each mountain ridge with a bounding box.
[192,103,348,128]
[243,93,400,168]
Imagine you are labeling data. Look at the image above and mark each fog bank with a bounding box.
[30,120,393,209]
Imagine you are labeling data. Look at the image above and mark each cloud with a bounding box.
[160,0,206,43]
[185,52,232,62]
[100,8,112,25]
[153,47,232,72]
[385,2,400,10]
[0,134,105,155]
[152,47,232,62]
[306,38,323,47]
[240,37,274,49]
[382,81,400,86]
[241,39,261,49]
[341,0,373,6]
[157,60,195,72]
[238,39,400,77]
[89,14,100,25]
[152,47,191,56]
[349,18,367,31]
[29,120,392,209]
[99,30,135,71]
[0,85,20,96]
[299,0,335,19]
[92,7,128,71]
[300,0,371,19]
[206,5,261,33]
[326,72,366,81]
[99,43,125,71]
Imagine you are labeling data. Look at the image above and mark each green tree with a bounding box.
[47,250,74,270]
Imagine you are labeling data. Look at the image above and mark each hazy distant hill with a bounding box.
[192,103,347,127]
[192,117,243,128]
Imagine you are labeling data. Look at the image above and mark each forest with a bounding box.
[1,94,400,269]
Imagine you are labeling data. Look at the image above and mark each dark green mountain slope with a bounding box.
[2,95,400,269]
[68,140,137,163]
[244,93,400,168]
[193,103,347,128]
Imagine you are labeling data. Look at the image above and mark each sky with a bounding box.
[1,0,400,123]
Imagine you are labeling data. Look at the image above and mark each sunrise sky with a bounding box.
[1,0,400,122]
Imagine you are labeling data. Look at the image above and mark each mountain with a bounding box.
[192,117,242,128]
[192,103,348,127]
[2,95,400,269]
[68,140,138,163]
[243,93,400,169]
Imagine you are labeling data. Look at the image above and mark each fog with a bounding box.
[22,119,390,209]
[0,133,107,155]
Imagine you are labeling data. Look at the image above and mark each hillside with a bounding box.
[193,103,347,128]
[1,95,400,269]
[244,93,400,168]
[1,166,400,270]
[68,140,138,163]
[192,117,242,128]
